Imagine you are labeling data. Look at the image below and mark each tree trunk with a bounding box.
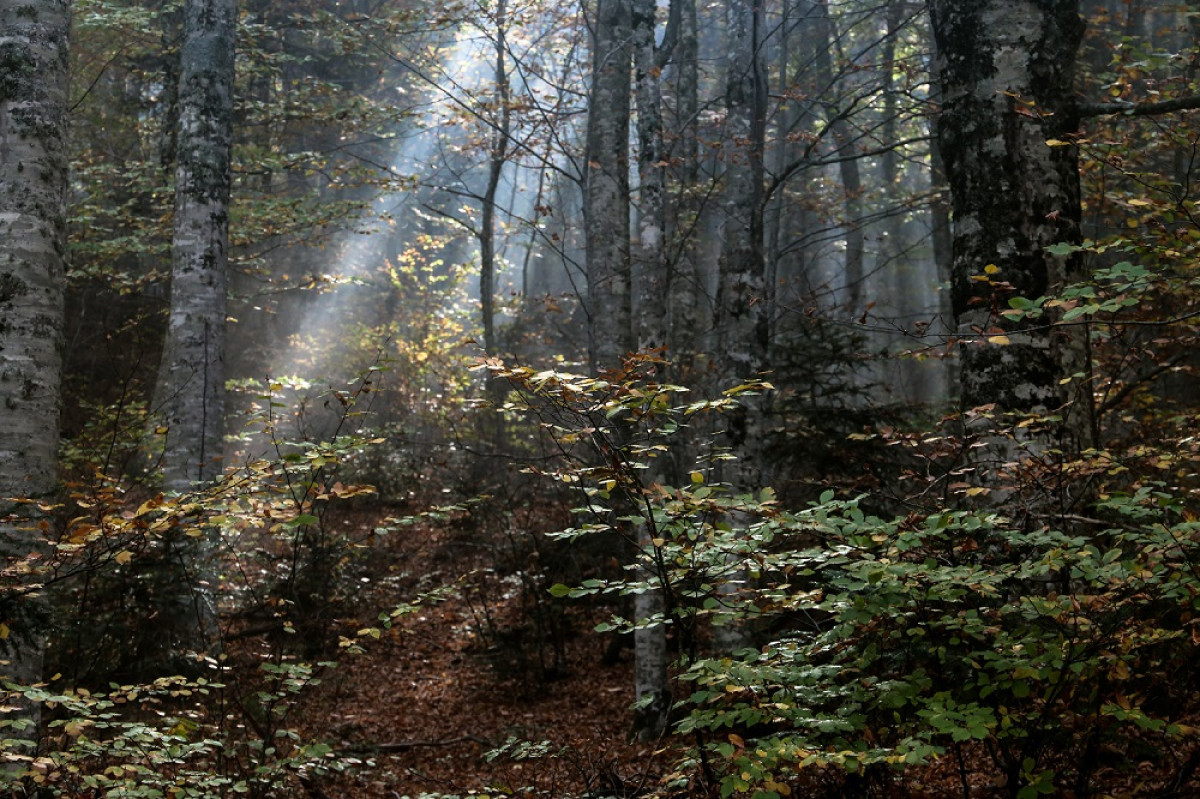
[0,0,70,744]
[584,0,633,373]
[630,0,670,741]
[480,0,510,359]
[812,0,864,312]
[715,0,769,461]
[713,0,768,653]
[666,0,701,384]
[930,0,1091,449]
[148,0,236,663]
[153,0,236,490]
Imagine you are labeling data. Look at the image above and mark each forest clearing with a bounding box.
[3,0,1200,796]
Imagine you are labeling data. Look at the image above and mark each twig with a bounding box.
[337,734,492,754]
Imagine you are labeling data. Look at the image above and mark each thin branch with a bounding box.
[1077,94,1200,118]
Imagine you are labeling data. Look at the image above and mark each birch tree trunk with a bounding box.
[0,0,69,745]
[930,0,1091,450]
[153,0,235,492]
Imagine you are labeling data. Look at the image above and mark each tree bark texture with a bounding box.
[930,0,1087,429]
[629,0,670,742]
[632,0,667,355]
[715,0,768,464]
[0,0,69,734]
[480,0,510,359]
[713,0,768,654]
[665,0,701,382]
[153,0,235,491]
[585,0,633,373]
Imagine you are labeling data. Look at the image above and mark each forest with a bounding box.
[3,0,1200,796]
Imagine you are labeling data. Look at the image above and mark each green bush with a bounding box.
[656,486,1200,797]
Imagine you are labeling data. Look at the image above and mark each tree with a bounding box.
[583,0,633,373]
[928,0,1089,447]
[630,0,671,740]
[145,0,235,663]
[479,0,512,360]
[151,0,236,490]
[0,0,70,740]
[715,0,768,482]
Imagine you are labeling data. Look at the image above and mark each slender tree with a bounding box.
[147,0,235,664]
[664,0,701,376]
[630,0,670,740]
[480,0,511,359]
[0,0,70,741]
[712,0,768,654]
[715,0,769,473]
[152,0,236,491]
[811,0,865,312]
[584,0,633,373]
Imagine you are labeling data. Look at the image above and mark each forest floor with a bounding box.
[293,508,672,798]
[281,507,1172,799]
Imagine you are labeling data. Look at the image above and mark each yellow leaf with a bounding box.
[987,335,1011,345]
[729,733,745,748]
[0,623,8,640]
[983,264,1000,275]
[114,551,133,565]
[690,471,704,484]
[1045,138,1071,146]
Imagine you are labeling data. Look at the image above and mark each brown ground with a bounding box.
[272,508,1198,799]
[292,512,671,798]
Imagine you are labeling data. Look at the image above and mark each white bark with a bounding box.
[153,0,235,491]
[0,0,69,745]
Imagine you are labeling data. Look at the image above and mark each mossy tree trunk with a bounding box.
[930,0,1092,452]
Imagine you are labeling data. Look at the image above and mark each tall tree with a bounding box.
[146,0,235,665]
[712,0,768,654]
[630,0,670,740]
[584,0,633,373]
[0,0,70,739]
[715,0,769,474]
[479,0,512,360]
[812,0,865,312]
[152,0,236,490]
[664,0,701,377]
[929,0,1089,447]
